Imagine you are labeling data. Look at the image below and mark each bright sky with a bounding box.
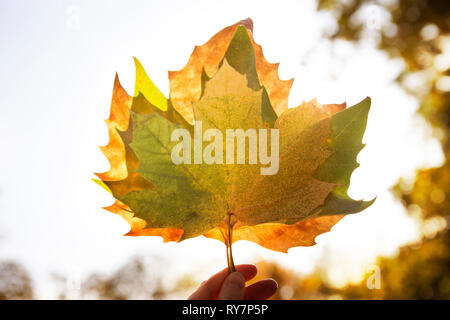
[0,0,444,298]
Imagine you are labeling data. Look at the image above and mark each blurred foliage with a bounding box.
[318,0,450,149]
[249,233,450,299]
[247,261,337,300]
[316,0,450,299]
[53,256,196,300]
[78,257,161,300]
[0,261,33,300]
[341,230,450,299]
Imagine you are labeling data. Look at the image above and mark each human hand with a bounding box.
[188,264,277,300]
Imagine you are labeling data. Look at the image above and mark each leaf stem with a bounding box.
[226,213,236,273]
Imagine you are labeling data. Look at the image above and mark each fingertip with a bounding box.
[235,264,257,281]
[259,278,278,293]
[244,278,278,300]
[266,278,278,291]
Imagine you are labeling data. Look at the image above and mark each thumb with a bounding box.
[217,272,245,300]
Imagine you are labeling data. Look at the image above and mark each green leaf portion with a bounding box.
[232,103,337,226]
[221,25,278,127]
[119,112,226,239]
[129,112,192,187]
[314,97,375,216]
[133,57,168,111]
[193,59,267,208]
[132,94,193,135]
[261,87,278,127]
[202,25,277,127]
[224,26,260,90]
[194,60,264,131]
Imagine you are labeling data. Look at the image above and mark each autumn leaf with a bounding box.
[168,19,292,123]
[94,19,374,263]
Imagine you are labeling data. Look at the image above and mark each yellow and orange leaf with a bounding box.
[94,19,373,255]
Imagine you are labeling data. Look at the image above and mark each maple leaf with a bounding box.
[94,19,374,268]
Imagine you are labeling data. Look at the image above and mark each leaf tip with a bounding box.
[238,18,254,32]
